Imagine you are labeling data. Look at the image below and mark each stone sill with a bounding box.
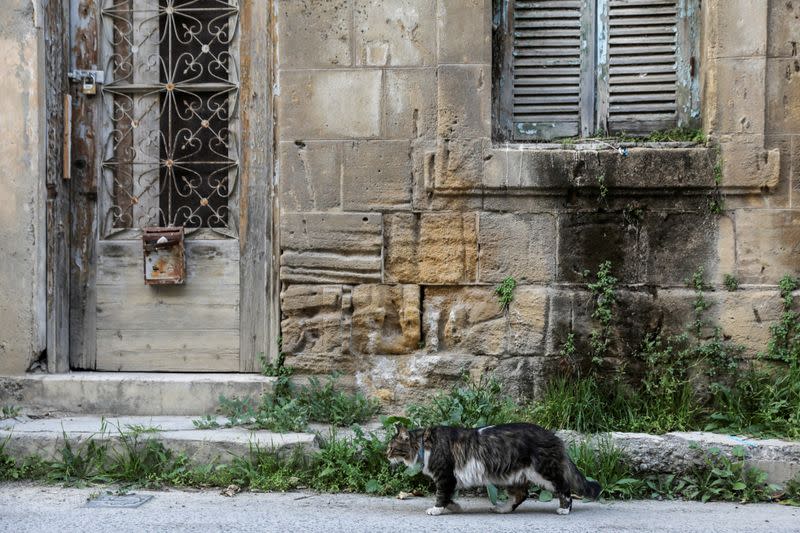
[435,145,721,195]
[493,141,704,152]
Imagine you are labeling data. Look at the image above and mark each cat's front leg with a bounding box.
[426,475,458,516]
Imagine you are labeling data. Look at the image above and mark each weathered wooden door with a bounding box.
[66,0,273,372]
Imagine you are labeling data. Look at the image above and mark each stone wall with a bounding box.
[275,0,799,407]
[0,1,45,374]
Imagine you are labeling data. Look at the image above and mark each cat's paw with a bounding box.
[490,503,514,514]
[446,502,462,513]
[426,506,446,516]
[556,507,571,515]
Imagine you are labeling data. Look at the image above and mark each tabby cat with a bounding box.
[386,423,601,515]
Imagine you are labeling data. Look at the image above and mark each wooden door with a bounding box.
[67,0,273,372]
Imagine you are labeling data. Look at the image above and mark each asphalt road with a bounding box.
[1,482,798,533]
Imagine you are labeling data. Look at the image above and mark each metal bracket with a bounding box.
[68,69,105,95]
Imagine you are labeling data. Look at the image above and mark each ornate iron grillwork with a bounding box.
[100,0,240,237]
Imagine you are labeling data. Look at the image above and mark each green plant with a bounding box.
[47,431,111,485]
[406,375,519,428]
[688,266,711,335]
[254,395,310,433]
[298,375,380,426]
[0,406,20,420]
[723,274,739,292]
[680,445,780,503]
[495,277,517,310]
[192,415,220,430]
[780,473,800,506]
[645,127,707,143]
[531,376,634,433]
[568,439,644,499]
[596,174,608,202]
[622,202,645,227]
[587,261,617,366]
[108,426,178,485]
[763,275,799,364]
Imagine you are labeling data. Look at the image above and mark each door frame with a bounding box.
[44,0,278,373]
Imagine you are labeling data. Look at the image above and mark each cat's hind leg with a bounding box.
[489,485,528,514]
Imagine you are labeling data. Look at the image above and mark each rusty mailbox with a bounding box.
[142,227,185,285]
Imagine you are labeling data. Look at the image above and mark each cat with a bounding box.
[386,422,601,516]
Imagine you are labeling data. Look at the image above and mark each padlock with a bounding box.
[81,74,97,95]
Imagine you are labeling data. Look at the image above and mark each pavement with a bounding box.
[0,482,798,533]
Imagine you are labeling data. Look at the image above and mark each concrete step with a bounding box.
[560,430,800,485]
[0,415,317,465]
[0,373,276,416]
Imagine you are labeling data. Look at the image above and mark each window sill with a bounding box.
[431,144,719,195]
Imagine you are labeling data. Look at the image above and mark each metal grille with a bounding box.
[100,0,240,237]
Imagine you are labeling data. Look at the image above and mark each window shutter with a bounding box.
[600,0,680,134]
[511,0,585,140]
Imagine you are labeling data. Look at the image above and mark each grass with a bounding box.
[1,406,20,420]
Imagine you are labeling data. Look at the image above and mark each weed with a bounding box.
[587,261,617,367]
[47,431,110,485]
[688,266,711,335]
[644,127,706,143]
[0,435,48,481]
[109,427,177,485]
[530,376,634,433]
[298,375,380,426]
[192,415,220,430]
[0,406,20,420]
[596,174,608,202]
[568,439,643,499]
[780,473,800,506]
[495,277,517,310]
[763,275,799,364]
[723,274,739,292]
[406,375,519,428]
[255,395,309,432]
[681,444,780,503]
[622,202,645,227]
[707,193,724,215]
[260,350,292,379]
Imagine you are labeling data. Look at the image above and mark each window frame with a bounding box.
[492,0,701,142]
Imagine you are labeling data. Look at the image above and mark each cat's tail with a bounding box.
[565,459,602,500]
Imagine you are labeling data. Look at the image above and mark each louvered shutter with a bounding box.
[511,0,585,140]
[602,0,680,134]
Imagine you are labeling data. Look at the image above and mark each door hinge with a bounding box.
[68,69,105,95]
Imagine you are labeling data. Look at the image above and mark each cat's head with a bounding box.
[386,425,421,466]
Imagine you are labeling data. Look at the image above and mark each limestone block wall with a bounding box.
[0,1,45,374]
[273,0,799,406]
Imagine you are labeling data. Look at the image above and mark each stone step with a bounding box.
[0,415,317,465]
[560,430,800,485]
[0,373,276,416]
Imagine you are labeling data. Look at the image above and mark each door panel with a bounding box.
[68,0,269,372]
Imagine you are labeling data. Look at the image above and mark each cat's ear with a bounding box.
[396,425,410,440]
[423,428,433,443]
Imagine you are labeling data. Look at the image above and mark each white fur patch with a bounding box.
[453,460,557,492]
[556,507,570,515]
[453,458,487,488]
[478,425,495,434]
[426,506,445,516]
[524,468,556,492]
